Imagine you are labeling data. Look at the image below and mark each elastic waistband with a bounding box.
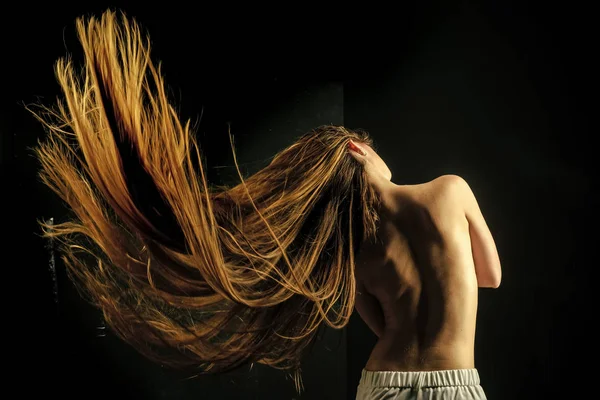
[359,369,481,389]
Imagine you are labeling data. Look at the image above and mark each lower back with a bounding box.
[365,278,478,371]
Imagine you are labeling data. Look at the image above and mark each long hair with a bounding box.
[29,10,380,391]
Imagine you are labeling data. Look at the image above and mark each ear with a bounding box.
[347,140,391,193]
[348,140,367,158]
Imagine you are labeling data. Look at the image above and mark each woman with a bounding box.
[31,10,500,399]
[348,144,501,399]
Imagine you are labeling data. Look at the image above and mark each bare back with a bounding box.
[354,179,480,372]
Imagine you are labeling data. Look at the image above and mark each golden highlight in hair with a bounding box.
[29,9,381,392]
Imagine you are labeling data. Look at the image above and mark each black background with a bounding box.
[3,1,595,399]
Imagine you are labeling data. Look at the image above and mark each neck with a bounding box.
[374,179,405,217]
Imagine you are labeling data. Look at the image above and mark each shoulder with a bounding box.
[391,175,473,232]
[393,175,473,207]
[422,175,472,198]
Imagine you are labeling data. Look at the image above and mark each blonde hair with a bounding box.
[29,9,380,391]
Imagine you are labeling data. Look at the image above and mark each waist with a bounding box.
[367,278,478,371]
[365,326,475,372]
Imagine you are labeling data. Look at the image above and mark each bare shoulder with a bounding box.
[390,175,474,233]
[419,175,472,198]
[393,175,473,206]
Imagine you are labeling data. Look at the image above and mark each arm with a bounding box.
[354,280,385,338]
[463,185,502,288]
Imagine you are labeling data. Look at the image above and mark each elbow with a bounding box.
[491,267,502,288]
[489,277,501,289]
[479,271,502,289]
[494,275,502,288]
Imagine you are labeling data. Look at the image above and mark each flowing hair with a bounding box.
[29,9,380,391]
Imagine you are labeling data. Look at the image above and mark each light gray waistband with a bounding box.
[359,369,481,389]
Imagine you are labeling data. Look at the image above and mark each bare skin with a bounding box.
[347,140,501,372]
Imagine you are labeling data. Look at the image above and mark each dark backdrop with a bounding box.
[4,2,595,399]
